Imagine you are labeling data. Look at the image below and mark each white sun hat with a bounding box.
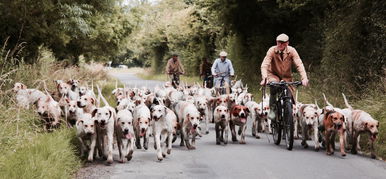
[219,51,227,57]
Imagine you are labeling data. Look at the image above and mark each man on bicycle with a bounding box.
[211,51,235,94]
[165,53,185,86]
[200,57,213,88]
[260,34,309,121]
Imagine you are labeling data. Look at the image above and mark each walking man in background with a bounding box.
[200,57,213,88]
[165,54,185,88]
[212,51,235,94]
[260,33,309,121]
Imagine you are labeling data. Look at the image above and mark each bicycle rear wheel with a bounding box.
[283,100,294,150]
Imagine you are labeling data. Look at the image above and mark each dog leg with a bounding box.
[78,137,87,157]
[230,121,237,142]
[126,138,134,161]
[330,132,336,155]
[224,123,229,145]
[135,130,142,149]
[215,123,221,145]
[205,111,209,134]
[294,118,299,139]
[240,125,246,144]
[167,132,173,155]
[313,125,319,151]
[180,129,185,147]
[161,133,168,157]
[88,135,97,162]
[301,124,309,148]
[351,131,359,154]
[370,137,376,159]
[106,131,114,165]
[325,131,332,155]
[339,129,346,156]
[155,132,163,161]
[356,135,361,151]
[143,132,149,150]
[252,119,257,137]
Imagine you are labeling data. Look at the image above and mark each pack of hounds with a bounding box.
[12,79,380,165]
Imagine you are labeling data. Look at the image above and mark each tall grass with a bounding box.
[0,46,111,178]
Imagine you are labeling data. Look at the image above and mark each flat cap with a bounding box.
[276,33,289,42]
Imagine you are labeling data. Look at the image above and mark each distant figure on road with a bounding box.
[200,57,213,88]
[165,54,185,88]
[211,51,234,94]
[260,33,309,121]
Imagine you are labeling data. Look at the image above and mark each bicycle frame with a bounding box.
[268,81,301,150]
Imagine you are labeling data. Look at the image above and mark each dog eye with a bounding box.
[105,113,108,115]
[128,122,131,124]
[121,122,125,125]
[145,122,148,124]
[85,125,88,127]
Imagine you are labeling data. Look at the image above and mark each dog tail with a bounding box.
[96,84,110,107]
[342,93,353,110]
[115,79,118,89]
[322,93,333,107]
[314,99,320,109]
[295,89,299,103]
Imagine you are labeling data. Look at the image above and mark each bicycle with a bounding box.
[170,72,182,89]
[214,72,229,95]
[267,80,302,150]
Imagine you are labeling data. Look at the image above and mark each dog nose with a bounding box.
[124,129,129,133]
[101,120,106,124]
[193,124,198,129]
[77,101,82,107]
[240,113,245,117]
[221,115,225,118]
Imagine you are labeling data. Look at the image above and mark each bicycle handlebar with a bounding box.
[267,81,302,87]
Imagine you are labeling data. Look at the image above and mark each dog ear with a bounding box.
[92,109,98,117]
[21,83,27,89]
[90,97,95,105]
[65,98,70,103]
[245,107,250,113]
[186,113,190,120]
[164,106,167,114]
[112,89,117,95]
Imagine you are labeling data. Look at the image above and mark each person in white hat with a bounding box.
[211,51,235,94]
[260,33,309,121]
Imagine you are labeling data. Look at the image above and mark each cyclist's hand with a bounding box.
[260,79,267,86]
[302,79,309,87]
[230,75,235,78]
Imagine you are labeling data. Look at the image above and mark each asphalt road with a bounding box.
[76,71,386,179]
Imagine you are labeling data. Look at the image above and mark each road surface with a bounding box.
[76,71,386,179]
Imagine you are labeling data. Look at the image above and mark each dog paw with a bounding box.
[371,153,376,159]
[326,152,332,156]
[180,143,185,147]
[167,149,171,154]
[126,155,133,161]
[188,146,196,150]
[252,133,256,137]
[314,147,320,152]
[255,135,260,139]
[206,131,209,134]
[239,141,246,144]
[105,160,113,166]
[157,157,163,161]
[216,141,221,145]
[351,150,358,154]
[119,159,125,163]
[232,137,238,142]
[341,153,346,157]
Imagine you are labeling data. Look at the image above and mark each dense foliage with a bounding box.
[125,0,385,96]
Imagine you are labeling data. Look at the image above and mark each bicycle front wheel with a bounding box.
[283,100,294,150]
[272,104,281,145]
